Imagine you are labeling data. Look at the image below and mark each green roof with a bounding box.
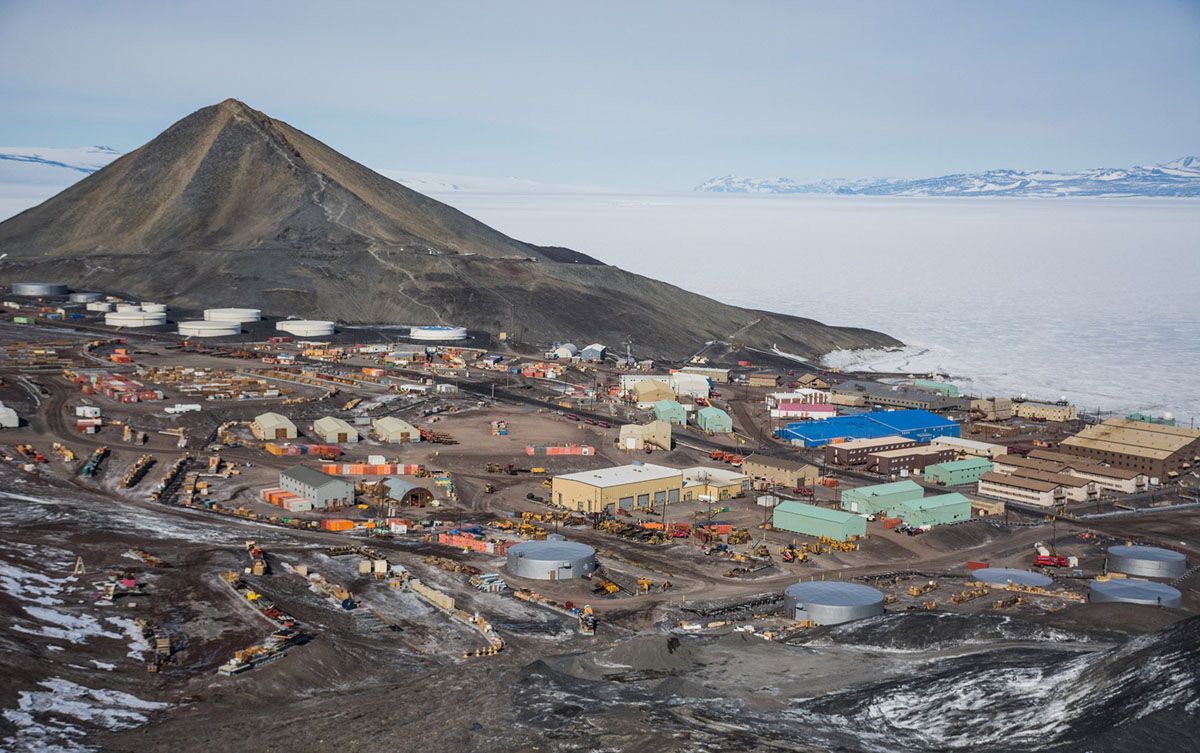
[902,492,970,511]
[926,458,993,472]
[775,500,860,523]
[697,406,730,419]
[847,479,923,498]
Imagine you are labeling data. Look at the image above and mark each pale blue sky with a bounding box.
[1,0,1198,188]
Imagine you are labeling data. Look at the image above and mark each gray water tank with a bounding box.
[1089,578,1181,608]
[11,282,68,296]
[505,540,597,580]
[1107,545,1186,578]
[69,291,103,303]
[783,581,885,625]
[972,568,1054,588]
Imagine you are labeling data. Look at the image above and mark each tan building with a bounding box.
[978,472,1061,507]
[551,463,682,514]
[1059,418,1200,480]
[632,380,675,404]
[970,397,1014,421]
[1026,448,1146,493]
[1007,469,1094,502]
[678,366,731,383]
[312,416,359,444]
[830,393,867,408]
[682,466,750,501]
[747,372,781,388]
[617,420,672,451]
[372,416,421,443]
[825,436,916,466]
[796,374,831,390]
[1012,400,1077,422]
[930,435,1007,460]
[252,412,297,440]
[741,455,819,488]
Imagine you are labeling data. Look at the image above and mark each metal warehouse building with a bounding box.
[652,400,687,426]
[839,480,924,516]
[252,412,297,440]
[279,466,354,509]
[695,406,733,434]
[313,416,359,443]
[892,493,971,527]
[1059,417,1200,480]
[780,409,959,448]
[551,462,682,515]
[924,457,994,486]
[772,501,866,541]
[506,540,598,580]
[783,581,885,625]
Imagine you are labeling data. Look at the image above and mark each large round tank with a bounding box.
[69,292,103,303]
[1089,578,1181,608]
[505,540,597,580]
[205,307,262,323]
[783,581,885,625]
[972,568,1054,588]
[276,320,335,337]
[115,303,142,313]
[11,282,67,296]
[409,325,467,341]
[105,311,167,327]
[1107,545,1186,578]
[178,320,241,337]
[140,302,167,314]
[86,301,114,313]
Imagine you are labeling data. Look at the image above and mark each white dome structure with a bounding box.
[141,303,167,314]
[86,301,114,312]
[115,303,142,313]
[105,310,167,327]
[69,292,103,303]
[205,308,262,323]
[179,320,241,338]
[410,325,467,341]
[276,320,335,337]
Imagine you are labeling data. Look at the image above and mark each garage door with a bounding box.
[618,496,634,511]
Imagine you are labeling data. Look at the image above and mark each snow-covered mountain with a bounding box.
[697,156,1200,197]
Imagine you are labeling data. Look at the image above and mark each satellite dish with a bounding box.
[1059,395,1067,403]
[1019,393,1027,400]
[1163,412,1175,421]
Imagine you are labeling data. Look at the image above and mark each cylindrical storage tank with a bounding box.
[276,320,335,337]
[115,303,142,313]
[178,320,241,337]
[1107,545,1187,578]
[105,311,167,327]
[86,301,114,313]
[140,303,167,314]
[783,581,885,625]
[505,540,597,580]
[409,325,467,341]
[971,568,1054,588]
[1089,578,1181,608]
[204,307,262,323]
[11,282,68,296]
[69,292,103,303]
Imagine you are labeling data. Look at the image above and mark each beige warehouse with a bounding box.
[632,381,675,403]
[313,416,359,443]
[252,412,297,440]
[617,420,671,451]
[742,455,819,488]
[552,463,682,515]
[373,416,421,443]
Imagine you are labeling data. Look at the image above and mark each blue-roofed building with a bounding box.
[778,409,959,448]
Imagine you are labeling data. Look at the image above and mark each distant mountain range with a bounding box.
[696,157,1200,197]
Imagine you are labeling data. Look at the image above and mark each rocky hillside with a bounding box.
[0,99,898,358]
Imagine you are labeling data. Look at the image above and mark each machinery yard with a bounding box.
[1,317,1198,752]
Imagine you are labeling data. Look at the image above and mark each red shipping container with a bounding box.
[966,560,989,571]
[882,517,903,529]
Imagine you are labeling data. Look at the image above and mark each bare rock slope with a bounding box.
[0,99,898,358]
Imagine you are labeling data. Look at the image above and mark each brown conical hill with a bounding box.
[0,99,899,358]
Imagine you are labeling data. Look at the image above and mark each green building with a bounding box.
[839,479,923,515]
[912,379,959,397]
[695,406,733,434]
[652,400,687,426]
[924,457,993,486]
[772,501,866,542]
[892,493,971,528]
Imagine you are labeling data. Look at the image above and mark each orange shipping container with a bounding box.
[320,519,355,532]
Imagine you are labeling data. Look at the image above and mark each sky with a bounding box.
[1,0,1198,189]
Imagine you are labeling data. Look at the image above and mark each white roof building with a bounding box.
[0,402,18,429]
[555,463,681,488]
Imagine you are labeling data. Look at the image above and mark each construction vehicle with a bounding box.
[636,577,654,593]
[15,444,46,463]
[81,446,109,477]
[120,455,156,488]
[908,580,939,597]
[51,443,76,463]
[592,577,621,595]
[1034,542,1074,568]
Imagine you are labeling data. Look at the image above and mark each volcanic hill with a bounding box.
[0,99,898,358]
